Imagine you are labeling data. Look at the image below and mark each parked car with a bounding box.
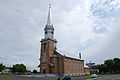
[62,76,71,80]
[91,74,98,78]
[57,76,71,80]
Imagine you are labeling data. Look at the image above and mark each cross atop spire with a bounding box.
[47,4,52,26]
[49,4,51,8]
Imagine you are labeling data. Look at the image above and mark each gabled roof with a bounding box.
[55,50,84,61]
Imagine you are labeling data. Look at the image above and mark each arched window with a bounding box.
[51,31,53,34]
[74,62,76,71]
[68,61,70,71]
[44,43,46,49]
[80,63,81,72]
[43,52,46,63]
[45,31,47,34]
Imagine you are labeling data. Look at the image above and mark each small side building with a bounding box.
[1,67,12,74]
[84,67,90,74]
[86,61,99,74]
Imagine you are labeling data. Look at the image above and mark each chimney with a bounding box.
[79,53,81,59]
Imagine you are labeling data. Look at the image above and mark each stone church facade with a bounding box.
[39,5,90,76]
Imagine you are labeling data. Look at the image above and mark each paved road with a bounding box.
[0,75,58,80]
[0,75,90,80]
[87,75,120,80]
[0,75,120,80]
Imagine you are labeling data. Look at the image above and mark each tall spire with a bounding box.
[44,4,54,40]
[47,4,52,26]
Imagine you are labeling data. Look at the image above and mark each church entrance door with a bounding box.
[43,69,46,73]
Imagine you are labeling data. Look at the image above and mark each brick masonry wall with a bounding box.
[40,40,55,73]
[63,58,84,74]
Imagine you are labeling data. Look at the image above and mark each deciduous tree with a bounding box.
[12,64,27,73]
[0,63,5,72]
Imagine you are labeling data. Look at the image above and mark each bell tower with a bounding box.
[40,5,57,73]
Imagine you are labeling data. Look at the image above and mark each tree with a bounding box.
[0,63,5,72]
[104,59,114,73]
[91,58,120,74]
[12,64,27,73]
[113,58,120,73]
[94,64,107,74]
[33,69,37,73]
[100,64,107,74]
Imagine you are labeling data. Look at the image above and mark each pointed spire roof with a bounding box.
[47,4,52,26]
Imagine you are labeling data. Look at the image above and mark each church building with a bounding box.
[39,5,90,76]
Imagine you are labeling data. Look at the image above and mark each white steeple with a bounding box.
[47,4,52,26]
[44,4,54,39]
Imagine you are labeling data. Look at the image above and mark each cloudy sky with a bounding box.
[0,0,120,71]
